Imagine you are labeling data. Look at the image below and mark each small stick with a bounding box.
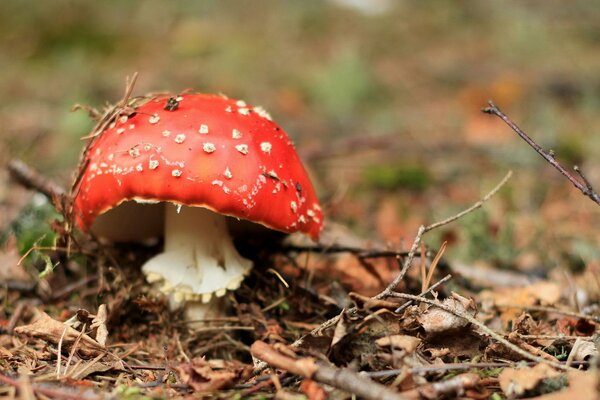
[251,341,406,400]
[283,244,411,260]
[7,159,65,201]
[394,274,452,313]
[482,101,600,206]
[495,303,600,323]
[367,360,589,378]
[62,323,87,377]
[376,170,513,299]
[401,373,480,400]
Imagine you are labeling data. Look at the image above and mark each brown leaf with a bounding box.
[376,335,421,353]
[527,370,598,400]
[91,304,108,347]
[14,309,106,357]
[556,317,596,337]
[69,358,124,380]
[480,281,562,325]
[566,338,597,365]
[299,379,327,400]
[499,364,560,398]
[418,294,476,335]
[176,358,248,393]
[330,310,349,349]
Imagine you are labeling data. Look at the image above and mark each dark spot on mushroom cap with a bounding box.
[164,97,180,111]
[295,182,302,193]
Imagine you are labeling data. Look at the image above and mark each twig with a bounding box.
[6,300,31,334]
[400,373,480,400]
[394,274,452,313]
[367,360,589,378]
[376,170,513,299]
[56,326,68,378]
[482,101,600,206]
[63,323,87,377]
[517,334,593,341]
[7,159,66,202]
[389,293,570,371]
[239,373,288,397]
[283,244,411,260]
[251,341,406,400]
[495,304,600,323]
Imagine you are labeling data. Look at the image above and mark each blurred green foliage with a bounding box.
[362,163,431,192]
[451,209,521,269]
[3,198,58,256]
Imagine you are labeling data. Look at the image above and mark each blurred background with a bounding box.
[1,0,600,274]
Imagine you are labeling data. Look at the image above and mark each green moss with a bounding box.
[362,163,431,192]
[3,198,59,256]
[554,137,585,165]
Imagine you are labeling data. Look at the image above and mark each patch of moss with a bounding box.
[2,197,59,255]
[554,136,585,165]
[362,163,431,192]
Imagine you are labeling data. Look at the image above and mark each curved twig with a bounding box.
[483,101,600,206]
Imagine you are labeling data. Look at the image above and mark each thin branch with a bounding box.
[7,159,66,202]
[394,274,452,313]
[366,360,589,378]
[251,341,406,400]
[283,244,411,260]
[495,303,600,324]
[376,170,513,299]
[482,101,600,206]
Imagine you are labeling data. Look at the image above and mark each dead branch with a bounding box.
[375,170,513,299]
[496,303,600,323]
[250,341,406,400]
[400,373,480,400]
[394,274,452,313]
[366,361,589,378]
[7,158,66,202]
[282,244,411,260]
[483,101,600,206]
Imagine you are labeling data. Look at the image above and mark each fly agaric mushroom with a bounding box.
[73,94,323,319]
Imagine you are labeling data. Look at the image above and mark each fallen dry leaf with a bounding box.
[69,357,124,380]
[376,335,421,353]
[176,358,249,393]
[480,281,562,325]
[14,309,106,357]
[299,379,327,400]
[499,363,561,398]
[526,370,598,400]
[91,304,108,347]
[566,338,597,365]
[556,316,596,337]
[418,293,476,335]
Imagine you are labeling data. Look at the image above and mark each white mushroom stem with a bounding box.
[142,204,252,321]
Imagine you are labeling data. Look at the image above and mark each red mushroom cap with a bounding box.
[73,94,323,240]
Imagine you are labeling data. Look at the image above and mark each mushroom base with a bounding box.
[142,204,252,319]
